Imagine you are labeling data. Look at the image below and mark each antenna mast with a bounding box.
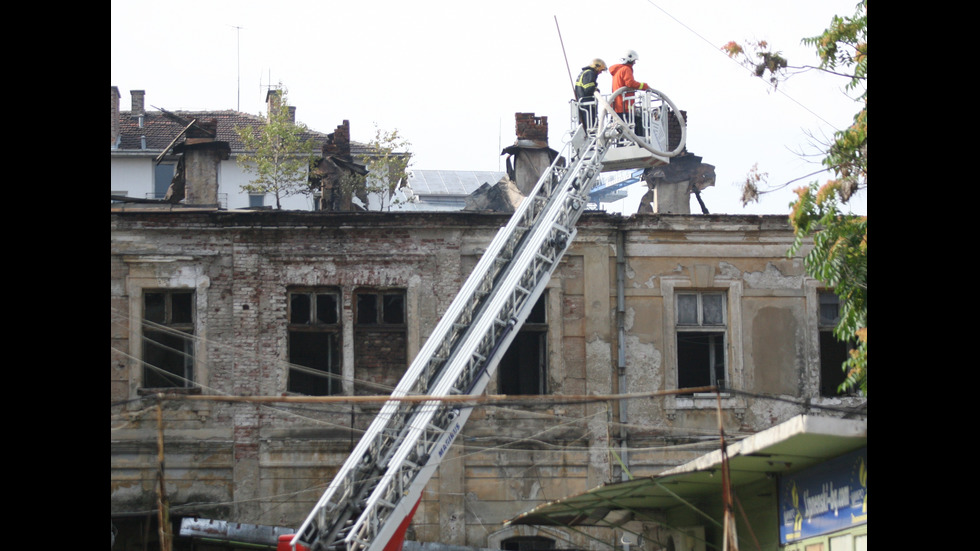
[231,25,243,111]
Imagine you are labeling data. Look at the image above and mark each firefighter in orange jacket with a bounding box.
[609,50,650,136]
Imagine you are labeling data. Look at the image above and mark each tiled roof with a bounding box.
[114,109,371,155]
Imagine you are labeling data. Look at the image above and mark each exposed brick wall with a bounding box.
[354,329,407,394]
[110,210,853,547]
[515,112,548,141]
[110,86,120,148]
[323,120,352,158]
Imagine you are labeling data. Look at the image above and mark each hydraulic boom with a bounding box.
[291,88,686,551]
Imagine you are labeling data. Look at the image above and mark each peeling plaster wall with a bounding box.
[111,211,864,550]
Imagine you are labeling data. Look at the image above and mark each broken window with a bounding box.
[676,292,727,392]
[142,290,195,388]
[288,289,341,395]
[498,294,547,395]
[818,291,857,396]
[354,289,407,394]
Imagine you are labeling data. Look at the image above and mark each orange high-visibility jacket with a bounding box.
[609,63,648,114]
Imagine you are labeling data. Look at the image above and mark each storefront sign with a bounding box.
[778,447,867,543]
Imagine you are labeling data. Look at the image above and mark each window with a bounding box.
[501,536,555,551]
[498,294,547,395]
[355,291,406,326]
[354,289,407,394]
[288,289,341,395]
[676,292,727,392]
[818,292,856,396]
[142,290,195,388]
[248,193,265,208]
[154,162,175,199]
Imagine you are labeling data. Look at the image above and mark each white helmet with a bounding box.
[623,50,639,63]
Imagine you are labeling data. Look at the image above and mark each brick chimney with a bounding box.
[515,113,548,143]
[507,113,556,196]
[322,120,352,159]
[111,86,120,148]
[265,89,297,122]
[131,90,145,117]
[266,89,281,122]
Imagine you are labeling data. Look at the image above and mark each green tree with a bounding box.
[725,1,867,395]
[359,125,413,211]
[235,86,316,209]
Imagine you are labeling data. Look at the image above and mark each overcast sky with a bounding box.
[111,0,866,216]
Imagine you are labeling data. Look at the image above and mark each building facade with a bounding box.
[110,87,375,211]
[110,208,865,550]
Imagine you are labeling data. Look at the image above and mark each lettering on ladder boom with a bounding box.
[438,422,462,458]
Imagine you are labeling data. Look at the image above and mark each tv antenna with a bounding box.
[230,25,243,111]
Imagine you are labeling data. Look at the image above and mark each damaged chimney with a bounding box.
[322,120,352,159]
[173,118,230,207]
[515,113,548,147]
[504,113,557,196]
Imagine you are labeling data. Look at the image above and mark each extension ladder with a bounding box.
[293,89,685,551]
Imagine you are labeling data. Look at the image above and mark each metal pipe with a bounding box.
[616,229,630,481]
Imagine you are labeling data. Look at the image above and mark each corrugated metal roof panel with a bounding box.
[408,170,505,196]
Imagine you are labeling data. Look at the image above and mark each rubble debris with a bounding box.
[463,113,558,213]
[463,177,525,212]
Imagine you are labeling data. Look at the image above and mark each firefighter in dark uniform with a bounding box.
[574,58,607,132]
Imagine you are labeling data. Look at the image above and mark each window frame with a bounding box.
[497,293,548,396]
[661,277,744,414]
[287,288,343,396]
[153,161,176,199]
[353,289,407,328]
[675,291,728,392]
[817,290,858,397]
[351,287,409,395]
[140,288,196,390]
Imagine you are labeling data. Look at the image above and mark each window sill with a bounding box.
[674,394,735,408]
[137,387,202,396]
[666,393,745,419]
[809,395,866,406]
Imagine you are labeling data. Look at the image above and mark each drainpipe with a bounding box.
[616,228,629,480]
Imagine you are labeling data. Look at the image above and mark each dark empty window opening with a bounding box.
[288,289,341,396]
[676,292,727,394]
[502,536,555,551]
[818,291,857,396]
[354,289,408,395]
[355,291,406,326]
[142,290,195,388]
[498,294,547,396]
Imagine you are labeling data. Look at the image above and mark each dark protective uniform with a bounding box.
[574,66,600,131]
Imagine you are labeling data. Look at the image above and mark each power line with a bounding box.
[639,0,846,130]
